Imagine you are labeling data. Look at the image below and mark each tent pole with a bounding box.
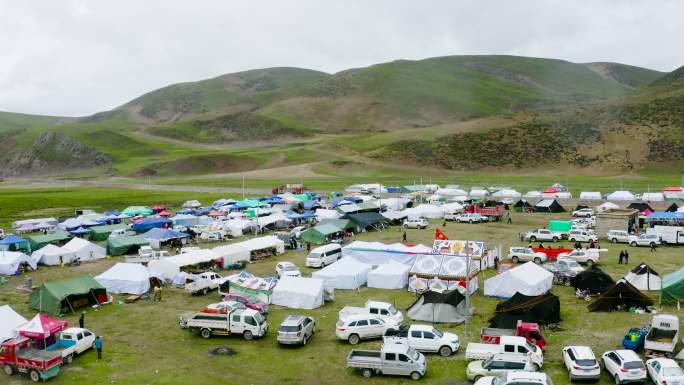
[464,241,470,337]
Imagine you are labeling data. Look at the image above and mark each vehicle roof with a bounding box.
[647,357,679,367]
[505,371,547,382]
[278,261,296,266]
[62,327,90,334]
[381,343,412,354]
[281,315,307,325]
[486,352,531,362]
[567,346,595,359]
[500,336,528,344]
[340,313,383,323]
[365,300,391,307]
[312,243,341,252]
[410,324,436,331]
[613,349,642,361]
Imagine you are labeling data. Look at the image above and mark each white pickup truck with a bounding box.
[45,327,95,364]
[185,272,225,295]
[126,246,170,263]
[645,314,680,358]
[465,335,544,369]
[347,343,427,381]
[180,308,268,340]
[525,229,560,243]
[340,301,404,325]
[383,324,460,357]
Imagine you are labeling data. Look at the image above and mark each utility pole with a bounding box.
[464,240,471,337]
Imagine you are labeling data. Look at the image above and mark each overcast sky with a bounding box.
[1,0,682,117]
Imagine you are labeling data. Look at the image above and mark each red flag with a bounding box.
[435,227,449,240]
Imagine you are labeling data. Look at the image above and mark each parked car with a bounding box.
[275,261,301,278]
[185,272,224,295]
[602,349,647,384]
[180,308,268,340]
[562,345,600,381]
[347,343,426,380]
[383,324,460,357]
[45,327,96,365]
[474,371,551,385]
[555,257,586,273]
[336,314,399,344]
[543,262,578,285]
[0,337,63,382]
[403,218,429,229]
[222,293,269,314]
[454,213,489,223]
[277,315,315,346]
[646,358,684,385]
[508,247,547,264]
[305,243,342,268]
[557,250,600,266]
[444,212,460,221]
[572,208,594,218]
[606,230,632,244]
[569,229,598,243]
[525,229,560,243]
[465,336,544,369]
[339,300,404,325]
[467,353,536,381]
[480,321,547,352]
[629,234,661,248]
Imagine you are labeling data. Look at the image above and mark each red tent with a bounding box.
[16,314,68,339]
[152,204,166,212]
[543,187,558,193]
[664,187,683,192]
[157,210,172,217]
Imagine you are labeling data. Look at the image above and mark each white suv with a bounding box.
[569,230,598,243]
[602,350,646,384]
[403,218,429,229]
[335,314,399,344]
[558,250,600,266]
[508,247,547,264]
[562,345,600,381]
[629,234,661,247]
[275,261,301,278]
[455,213,488,223]
[572,208,594,217]
[474,371,552,385]
[606,230,631,244]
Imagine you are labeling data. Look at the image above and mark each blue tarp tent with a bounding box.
[69,227,91,236]
[142,227,189,248]
[104,210,120,216]
[303,201,321,210]
[0,234,30,252]
[131,218,172,233]
[647,212,684,225]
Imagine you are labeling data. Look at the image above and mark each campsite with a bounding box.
[1,183,683,385]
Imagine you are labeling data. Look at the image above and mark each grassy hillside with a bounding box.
[0,111,67,132]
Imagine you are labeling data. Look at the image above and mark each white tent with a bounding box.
[222,219,254,237]
[0,305,27,343]
[403,204,444,219]
[597,202,620,213]
[523,191,543,199]
[272,277,325,309]
[641,192,665,202]
[58,217,99,230]
[31,244,76,266]
[469,189,488,198]
[544,191,572,199]
[182,200,202,208]
[61,237,106,261]
[381,211,408,221]
[315,209,341,220]
[255,212,291,230]
[312,257,371,289]
[0,251,38,275]
[435,188,468,198]
[380,197,412,211]
[484,262,553,298]
[95,263,151,295]
[342,241,430,266]
[149,249,222,280]
[492,189,522,199]
[367,261,411,289]
[607,190,636,201]
[579,191,602,200]
[213,236,284,267]
[236,236,285,255]
[624,263,661,291]
[440,202,464,214]
[213,243,251,265]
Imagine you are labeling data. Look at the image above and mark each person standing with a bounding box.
[79,311,85,328]
[402,232,407,243]
[94,336,103,359]
[650,242,657,252]
[624,250,630,264]
[618,250,624,264]
[507,212,512,224]
[306,242,311,253]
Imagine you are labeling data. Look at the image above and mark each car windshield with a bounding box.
[407,348,420,361]
[663,367,683,376]
[525,341,536,352]
[253,312,264,324]
[283,265,298,271]
[492,373,507,385]
[576,359,596,366]
[483,356,494,367]
[624,361,645,370]
[567,261,580,268]
[279,325,300,332]
[308,252,321,259]
[388,305,398,315]
[431,328,443,338]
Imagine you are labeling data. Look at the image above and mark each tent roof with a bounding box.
[630,263,659,276]
[96,262,150,281]
[0,305,27,343]
[588,279,653,311]
[410,289,464,308]
[489,292,561,328]
[313,223,343,235]
[142,227,189,240]
[345,212,389,228]
[90,223,127,233]
[15,313,68,339]
[27,231,70,244]
[37,275,105,301]
[107,235,149,248]
[571,265,614,294]
[0,235,28,245]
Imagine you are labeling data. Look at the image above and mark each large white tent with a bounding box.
[380,197,412,211]
[523,191,543,199]
[342,241,431,266]
[367,261,411,289]
[484,262,553,298]
[624,263,661,291]
[61,237,106,261]
[32,244,76,266]
[95,263,151,295]
[492,189,522,199]
[469,188,488,198]
[315,209,341,220]
[272,277,325,309]
[0,251,38,275]
[213,236,285,267]
[641,192,665,202]
[596,202,620,213]
[212,244,251,265]
[312,257,371,289]
[149,249,222,280]
[607,190,636,201]
[403,204,444,219]
[579,192,602,200]
[0,305,27,343]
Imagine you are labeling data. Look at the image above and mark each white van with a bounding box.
[305,243,342,268]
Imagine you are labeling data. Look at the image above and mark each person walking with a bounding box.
[94,336,103,359]
[79,311,85,328]
[624,250,629,264]
[507,212,512,224]
[618,250,624,264]
[306,242,311,253]
[402,232,407,243]
[650,242,657,252]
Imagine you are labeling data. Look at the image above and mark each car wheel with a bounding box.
[630,242,637,247]
[469,220,473,224]
[312,323,316,333]
[439,345,452,357]
[3,364,15,375]
[29,370,40,382]
[65,354,73,364]
[243,330,254,340]
[200,328,212,339]
[534,257,541,264]
[361,368,373,378]
[552,237,559,242]
[202,288,208,295]
[302,335,308,345]
[564,279,571,287]
[570,238,576,242]
[614,374,621,385]
[403,224,408,229]
[348,334,360,345]
[586,259,594,266]
[511,256,519,263]
[530,236,537,242]
[410,371,422,381]
[612,238,618,243]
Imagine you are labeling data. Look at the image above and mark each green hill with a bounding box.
[650,65,684,87]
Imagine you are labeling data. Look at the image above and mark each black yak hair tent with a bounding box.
[489,292,561,328]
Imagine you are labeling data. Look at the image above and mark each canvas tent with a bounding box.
[367,261,411,289]
[484,262,553,298]
[148,249,222,280]
[492,189,522,199]
[607,191,636,201]
[131,218,171,233]
[89,224,128,241]
[213,243,251,266]
[579,192,602,200]
[661,267,684,305]
[624,263,660,291]
[27,231,71,251]
[95,263,151,295]
[345,212,389,231]
[570,265,614,294]
[0,251,38,275]
[300,223,343,245]
[627,203,654,214]
[122,206,153,216]
[106,235,149,256]
[312,257,371,289]
[342,241,430,266]
[403,204,444,219]
[489,292,561,329]
[272,277,325,309]
[32,244,76,266]
[641,192,665,202]
[534,199,565,213]
[15,313,67,340]
[523,191,543,199]
[588,279,653,312]
[0,305,27,343]
[30,275,107,315]
[0,235,30,252]
[61,237,106,261]
[221,271,276,303]
[142,227,189,249]
[597,202,620,213]
[407,289,469,323]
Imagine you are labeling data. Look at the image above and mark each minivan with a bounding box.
[305,243,342,268]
